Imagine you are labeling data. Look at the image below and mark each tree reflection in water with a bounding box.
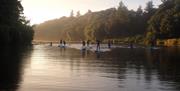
[0,46,32,91]
[0,45,180,91]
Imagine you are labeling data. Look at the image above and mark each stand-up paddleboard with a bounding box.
[94,48,101,53]
[86,46,92,50]
[58,44,66,48]
[81,46,86,51]
[147,46,160,50]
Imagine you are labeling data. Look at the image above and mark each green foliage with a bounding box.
[145,1,154,13]
[148,0,180,39]
[0,0,34,45]
[34,1,156,42]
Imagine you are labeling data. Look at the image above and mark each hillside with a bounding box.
[34,0,180,43]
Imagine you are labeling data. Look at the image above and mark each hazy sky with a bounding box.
[21,0,162,24]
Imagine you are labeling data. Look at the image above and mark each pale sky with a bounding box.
[21,0,162,25]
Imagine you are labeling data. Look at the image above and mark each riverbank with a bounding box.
[33,38,180,47]
[156,39,180,47]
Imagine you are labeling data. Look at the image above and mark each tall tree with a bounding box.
[145,1,154,13]
[76,11,81,17]
[0,0,34,45]
[70,10,74,17]
[137,6,143,16]
[148,0,180,39]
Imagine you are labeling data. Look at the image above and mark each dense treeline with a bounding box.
[34,0,180,43]
[147,0,180,41]
[0,0,34,45]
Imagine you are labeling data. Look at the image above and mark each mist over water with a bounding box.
[1,45,180,91]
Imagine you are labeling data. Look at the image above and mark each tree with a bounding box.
[148,0,180,39]
[70,10,74,17]
[118,1,127,10]
[145,1,154,13]
[88,10,92,13]
[0,0,34,45]
[76,11,81,17]
[137,6,143,16]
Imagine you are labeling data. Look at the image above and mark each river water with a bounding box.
[0,44,180,91]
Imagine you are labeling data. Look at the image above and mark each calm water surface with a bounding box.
[0,44,180,91]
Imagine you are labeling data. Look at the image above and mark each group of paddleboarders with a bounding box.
[59,40,66,47]
[82,40,90,47]
[52,39,136,50]
[81,40,112,51]
[96,40,101,51]
[82,40,91,50]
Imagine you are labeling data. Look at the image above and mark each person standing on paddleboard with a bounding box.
[96,40,100,51]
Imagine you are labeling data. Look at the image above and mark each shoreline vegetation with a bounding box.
[0,1,179,47]
[34,0,180,47]
[0,0,34,46]
[33,38,180,47]
[156,39,180,47]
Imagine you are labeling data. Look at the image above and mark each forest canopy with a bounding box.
[0,0,34,45]
[34,0,180,43]
[147,0,180,39]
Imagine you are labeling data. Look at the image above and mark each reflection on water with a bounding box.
[0,46,32,91]
[1,45,180,91]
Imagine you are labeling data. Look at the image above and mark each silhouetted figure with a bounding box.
[60,40,63,45]
[129,41,133,49]
[50,42,52,46]
[87,40,90,47]
[108,40,111,48]
[63,41,66,47]
[96,40,100,52]
[82,41,86,46]
[82,41,86,50]
[59,40,64,48]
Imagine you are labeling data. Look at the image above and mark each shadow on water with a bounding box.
[153,47,180,90]
[0,46,32,91]
[109,47,180,90]
[79,47,180,90]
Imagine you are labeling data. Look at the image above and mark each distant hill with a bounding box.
[34,1,153,42]
[34,0,180,43]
